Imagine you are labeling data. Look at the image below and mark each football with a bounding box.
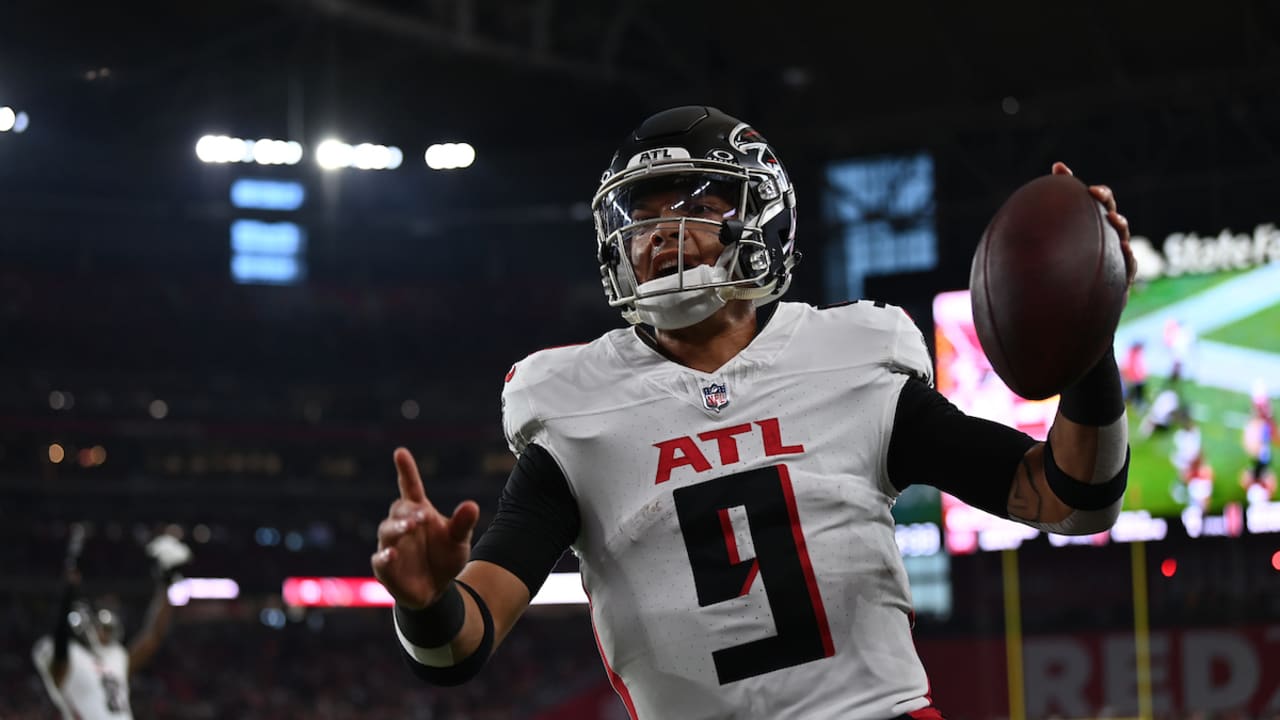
[969,173,1127,400]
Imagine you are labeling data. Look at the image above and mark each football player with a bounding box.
[373,106,1136,719]
[1242,396,1277,505]
[33,531,192,720]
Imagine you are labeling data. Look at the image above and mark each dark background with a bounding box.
[2,1,1280,717]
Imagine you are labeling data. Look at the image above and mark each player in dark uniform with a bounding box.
[372,107,1136,718]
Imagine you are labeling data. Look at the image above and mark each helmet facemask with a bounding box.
[67,601,123,650]
[593,160,789,329]
[68,601,102,650]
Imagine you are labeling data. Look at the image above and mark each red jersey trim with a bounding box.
[584,585,639,720]
[777,464,835,658]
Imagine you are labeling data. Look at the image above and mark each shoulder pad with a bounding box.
[500,342,596,455]
[808,300,933,385]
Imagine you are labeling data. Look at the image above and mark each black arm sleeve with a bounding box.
[887,376,1039,519]
[470,443,581,596]
[52,581,76,664]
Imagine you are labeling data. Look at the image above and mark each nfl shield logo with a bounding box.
[701,382,730,412]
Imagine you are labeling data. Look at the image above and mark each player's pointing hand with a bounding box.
[371,447,480,609]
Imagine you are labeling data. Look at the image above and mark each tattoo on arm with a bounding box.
[1007,455,1044,522]
[1006,444,1075,525]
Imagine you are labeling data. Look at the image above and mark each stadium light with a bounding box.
[353,143,402,170]
[196,135,303,165]
[316,139,402,170]
[425,142,475,170]
[14,111,28,133]
[197,135,249,163]
[251,139,303,165]
[316,139,353,170]
[0,106,15,132]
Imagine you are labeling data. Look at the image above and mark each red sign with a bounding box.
[282,577,392,607]
[924,624,1280,716]
[533,624,1280,718]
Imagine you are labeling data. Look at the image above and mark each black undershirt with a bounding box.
[471,443,580,596]
[470,375,1038,597]
[887,376,1038,510]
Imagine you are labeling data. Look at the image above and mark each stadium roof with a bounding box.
[3,1,1276,155]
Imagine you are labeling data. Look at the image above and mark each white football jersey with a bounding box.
[32,637,133,720]
[503,301,939,720]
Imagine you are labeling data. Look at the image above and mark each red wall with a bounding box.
[536,624,1280,719]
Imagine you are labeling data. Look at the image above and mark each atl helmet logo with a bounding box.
[701,382,730,412]
[729,125,768,151]
[625,146,692,168]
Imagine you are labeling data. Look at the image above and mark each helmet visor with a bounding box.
[595,171,746,255]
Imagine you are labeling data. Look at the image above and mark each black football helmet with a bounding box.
[95,606,123,644]
[592,106,799,328]
[67,600,99,647]
[68,600,123,648]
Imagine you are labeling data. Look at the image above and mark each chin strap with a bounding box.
[628,263,730,329]
[623,224,794,328]
[721,277,783,303]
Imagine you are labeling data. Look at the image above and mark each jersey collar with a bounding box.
[609,301,801,379]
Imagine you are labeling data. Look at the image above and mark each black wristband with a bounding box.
[1058,348,1124,426]
[394,581,466,649]
[399,579,495,687]
[1043,440,1129,511]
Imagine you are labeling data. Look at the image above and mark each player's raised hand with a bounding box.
[1052,161,1137,299]
[371,447,480,609]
